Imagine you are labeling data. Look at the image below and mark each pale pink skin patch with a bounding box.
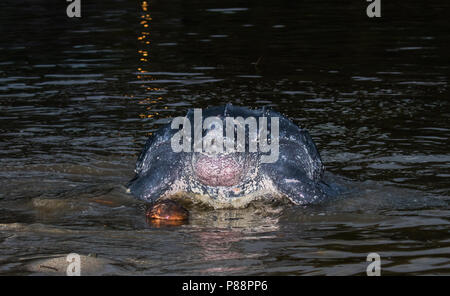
[194,155,244,187]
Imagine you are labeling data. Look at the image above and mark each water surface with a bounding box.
[0,0,449,275]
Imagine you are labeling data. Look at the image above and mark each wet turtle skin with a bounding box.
[127,104,337,209]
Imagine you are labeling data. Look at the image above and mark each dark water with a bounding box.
[0,0,449,275]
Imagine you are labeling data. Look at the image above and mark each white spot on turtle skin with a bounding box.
[302,145,315,180]
[284,179,300,184]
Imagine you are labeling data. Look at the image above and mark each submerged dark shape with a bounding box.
[127,104,336,209]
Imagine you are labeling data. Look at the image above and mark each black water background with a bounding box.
[0,0,449,275]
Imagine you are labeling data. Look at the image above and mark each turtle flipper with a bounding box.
[260,129,328,205]
[262,161,328,205]
[127,140,185,202]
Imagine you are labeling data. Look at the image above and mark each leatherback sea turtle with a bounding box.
[127,104,336,218]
